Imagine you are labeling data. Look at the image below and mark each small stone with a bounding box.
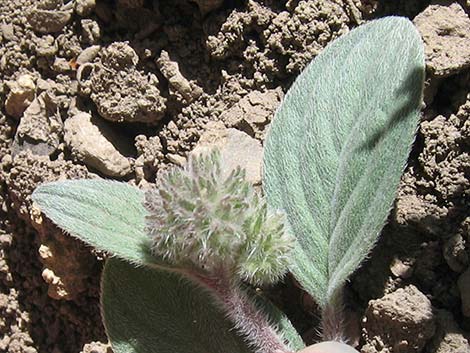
[414,2,470,77]
[51,57,71,73]
[457,266,470,317]
[81,19,101,44]
[81,42,166,123]
[12,92,63,156]
[0,23,15,41]
[5,74,36,118]
[64,112,132,177]
[134,135,164,182]
[41,267,71,299]
[38,244,53,261]
[35,78,54,92]
[297,342,359,353]
[390,258,413,279]
[192,122,263,185]
[76,45,101,65]
[156,50,203,104]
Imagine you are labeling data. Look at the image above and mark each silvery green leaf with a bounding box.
[102,258,304,353]
[32,179,167,268]
[263,17,425,308]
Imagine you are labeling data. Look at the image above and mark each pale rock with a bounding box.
[76,45,101,65]
[192,122,263,185]
[80,341,112,353]
[5,74,36,118]
[64,112,132,177]
[38,244,53,261]
[102,41,138,69]
[414,2,470,77]
[41,271,72,300]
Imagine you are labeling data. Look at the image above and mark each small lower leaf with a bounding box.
[102,258,303,353]
[103,258,251,353]
[32,180,168,268]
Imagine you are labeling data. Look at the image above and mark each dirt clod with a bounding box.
[427,310,470,353]
[80,42,166,123]
[414,2,470,77]
[220,89,282,139]
[33,216,97,301]
[206,0,351,78]
[362,285,436,353]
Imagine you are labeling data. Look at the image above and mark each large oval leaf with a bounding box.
[32,179,167,268]
[102,258,304,353]
[263,17,425,308]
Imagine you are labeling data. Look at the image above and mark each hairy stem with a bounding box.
[187,270,292,353]
[321,288,346,342]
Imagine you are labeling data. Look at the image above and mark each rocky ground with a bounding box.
[0,0,469,352]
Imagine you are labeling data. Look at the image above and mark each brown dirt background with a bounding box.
[0,0,469,352]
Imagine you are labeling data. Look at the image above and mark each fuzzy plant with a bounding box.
[31,17,424,353]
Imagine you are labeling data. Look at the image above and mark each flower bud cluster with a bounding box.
[144,150,293,285]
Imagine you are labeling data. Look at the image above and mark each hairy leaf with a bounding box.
[263,17,425,308]
[102,258,304,353]
[32,179,167,268]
